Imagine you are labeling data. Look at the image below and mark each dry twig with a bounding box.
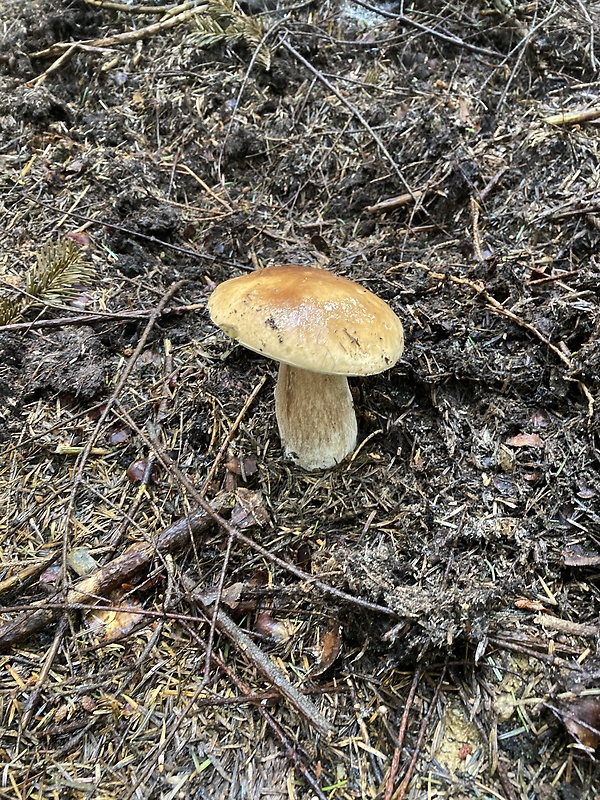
[201,373,268,492]
[0,506,215,650]
[350,0,503,58]
[84,0,173,13]
[431,271,573,368]
[282,39,415,197]
[30,3,208,60]
[190,587,333,735]
[543,106,600,126]
[384,667,421,800]
[534,614,599,638]
[367,190,427,213]
[117,407,402,621]
[0,302,204,334]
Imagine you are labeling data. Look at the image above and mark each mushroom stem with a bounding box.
[274,364,358,471]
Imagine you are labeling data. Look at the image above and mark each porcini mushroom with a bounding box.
[208,265,404,471]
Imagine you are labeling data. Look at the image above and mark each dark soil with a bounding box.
[1,0,600,797]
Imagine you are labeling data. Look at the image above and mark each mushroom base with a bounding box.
[274,364,358,471]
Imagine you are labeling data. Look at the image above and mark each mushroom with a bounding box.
[208,265,404,471]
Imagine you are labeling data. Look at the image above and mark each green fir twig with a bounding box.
[194,0,272,70]
[0,239,95,326]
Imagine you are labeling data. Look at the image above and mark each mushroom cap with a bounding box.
[208,265,404,376]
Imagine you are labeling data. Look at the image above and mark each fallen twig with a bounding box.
[470,197,483,262]
[27,44,79,88]
[196,374,267,684]
[393,666,446,800]
[118,406,401,620]
[0,302,204,334]
[59,281,187,605]
[19,617,69,734]
[201,373,268,493]
[367,190,427,213]
[105,341,177,553]
[282,39,414,197]
[534,614,599,638]
[350,0,503,58]
[127,618,328,799]
[191,586,333,736]
[488,635,583,671]
[30,3,207,60]
[527,269,580,285]
[430,271,572,369]
[543,106,600,126]
[177,164,234,212]
[0,553,58,597]
[477,166,510,202]
[384,667,421,800]
[0,506,215,651]
[84,0,173,13]
[19,191,249,267]
[191,626,329,798]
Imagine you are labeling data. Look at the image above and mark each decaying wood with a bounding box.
[0,507,213,651]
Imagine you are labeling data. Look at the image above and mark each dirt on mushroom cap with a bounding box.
[208,264,404,376]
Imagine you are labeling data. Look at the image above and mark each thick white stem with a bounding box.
[274,364,357,471]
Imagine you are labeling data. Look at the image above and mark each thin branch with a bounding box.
[118,407,402,620]
[17,191,250,267]
[431,270,573,368]
[367,190,428,214]
[0,302,204,334]
[281,39,414,196]
[191,589,333,735]
[0,553,58,597]
[495,1,540,111]
[30,3,208,59]
[384,666,422,800]
[201,373,268,493]
[0,506,216,651]
[543,106,600,126]
[394,666,446,800]
[127,618,328,799]
[349,0,503,59]
[84,0,174,13]
[106,342,177,553]
[18,617,69,734]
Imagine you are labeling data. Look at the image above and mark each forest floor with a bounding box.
[1,0,600,797]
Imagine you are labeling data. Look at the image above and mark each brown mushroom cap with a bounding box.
[207,265,404,375]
